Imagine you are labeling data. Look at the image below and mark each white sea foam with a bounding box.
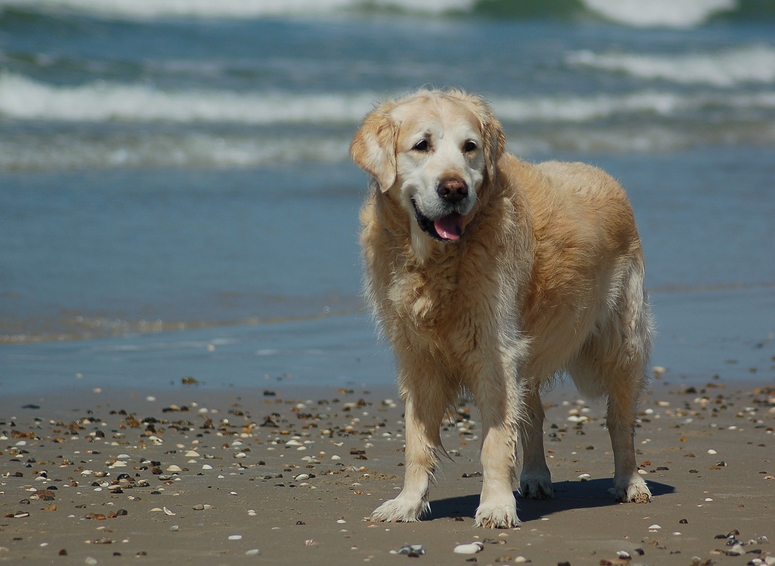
[567,45,775,87]
[0,132,352,171]
[4,72,775,127]
[0,0,473,19]
[0,72,377,124]
[0,0,741,26]
[490,92,688,123]
[491,91,775,123]
[581,0,736,28]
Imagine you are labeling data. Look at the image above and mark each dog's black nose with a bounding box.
[437,177,468,204]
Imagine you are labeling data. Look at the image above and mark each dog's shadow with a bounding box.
[428,479,675,522]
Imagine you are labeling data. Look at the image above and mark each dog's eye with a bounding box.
[463,140,478,153]
[412,139,429,152]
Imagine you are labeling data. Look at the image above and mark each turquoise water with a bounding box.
[1,0,774,391]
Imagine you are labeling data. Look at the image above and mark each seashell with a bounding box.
[454,542,484,555]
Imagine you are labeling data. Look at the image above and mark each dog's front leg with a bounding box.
[474,377,521,528]
[371,395,443,522]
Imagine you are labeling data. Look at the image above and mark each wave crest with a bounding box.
[1,0,769,27]
[567,45,775,87]
[0,72,378,124]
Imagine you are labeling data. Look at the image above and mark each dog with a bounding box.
[350,89,652,528]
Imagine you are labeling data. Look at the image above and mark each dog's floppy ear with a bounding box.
[350,102,398,193]
[467,94,505,183]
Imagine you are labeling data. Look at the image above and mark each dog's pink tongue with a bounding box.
[434,213,464,241]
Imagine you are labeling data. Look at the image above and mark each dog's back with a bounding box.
[498,156,651,389]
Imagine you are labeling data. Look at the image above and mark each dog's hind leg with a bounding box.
[519,385,554,499]
[371,374,450,523]
[606,376,651,503]
[570,259,653,503]
[569,346,651,503]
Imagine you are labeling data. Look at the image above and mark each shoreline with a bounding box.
[2,379,773,565]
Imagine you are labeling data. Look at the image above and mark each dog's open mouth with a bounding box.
[412,199,465,242]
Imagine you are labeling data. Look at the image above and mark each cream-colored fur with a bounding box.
[350,89,652,528]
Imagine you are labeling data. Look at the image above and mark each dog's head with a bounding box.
[351,89,505,246]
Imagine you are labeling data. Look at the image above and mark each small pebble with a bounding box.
[397,544,425,557]
[245,549,261,556]
[228,535,242,541]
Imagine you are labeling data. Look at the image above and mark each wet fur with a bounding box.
[351,89,652,528]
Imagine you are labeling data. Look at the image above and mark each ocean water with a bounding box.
[1,0,774,392]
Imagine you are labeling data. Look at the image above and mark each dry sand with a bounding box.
[1,378,773,565]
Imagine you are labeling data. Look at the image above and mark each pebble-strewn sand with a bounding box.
[1,379,773,565]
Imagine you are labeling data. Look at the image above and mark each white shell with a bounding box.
[453,542,484,555]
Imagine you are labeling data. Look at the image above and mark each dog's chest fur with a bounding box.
[361,192,518,357]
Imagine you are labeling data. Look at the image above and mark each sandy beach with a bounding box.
[2,377,772,565]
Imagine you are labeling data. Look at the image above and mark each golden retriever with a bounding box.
[350,89,652,528]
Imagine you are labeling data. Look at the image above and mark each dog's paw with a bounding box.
[371,496,429,523]
[474,502,520,529]
[519,471,554,500]
[614,477,652,504]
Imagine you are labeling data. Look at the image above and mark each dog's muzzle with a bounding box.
[412,199,465,242]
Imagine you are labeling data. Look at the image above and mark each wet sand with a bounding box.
[1,378,773,565]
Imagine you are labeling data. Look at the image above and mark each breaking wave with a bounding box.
[0,72,377,124]
[567,44,775,88]
[0,0,771,27]
[3,72,774,125]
